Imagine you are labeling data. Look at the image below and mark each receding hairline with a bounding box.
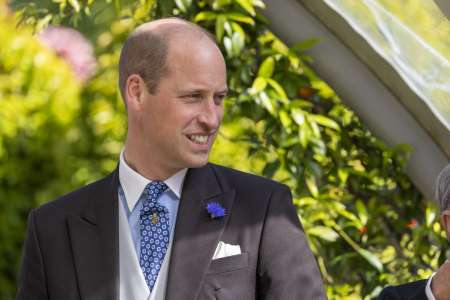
[132,17,215,39]
[118,17,218,101]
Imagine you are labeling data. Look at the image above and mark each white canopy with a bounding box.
[264,0,450,199]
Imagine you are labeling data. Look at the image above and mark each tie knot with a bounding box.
[144,181,168,202]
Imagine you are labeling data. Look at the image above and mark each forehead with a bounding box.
[164,35,227,89]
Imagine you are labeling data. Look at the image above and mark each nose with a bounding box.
[197,98,223,130]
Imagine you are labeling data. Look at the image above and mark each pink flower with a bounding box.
[38,26,97,82]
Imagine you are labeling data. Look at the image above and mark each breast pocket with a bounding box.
[206,252,249,275]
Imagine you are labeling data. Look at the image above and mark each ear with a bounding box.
[125,74,146,110]
[441,210,450,239]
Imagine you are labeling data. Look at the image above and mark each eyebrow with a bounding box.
[178,88,229,94]
[217,89,228,95]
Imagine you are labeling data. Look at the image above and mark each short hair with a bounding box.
[118,17,217,101]
[435,163,450,211]
[118,29,168,99]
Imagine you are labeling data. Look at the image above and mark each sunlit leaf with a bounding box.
[305,173,319,197]
[230,22,245,40]
[231,31,244,55]
[291,108,305,125]
[257,56,275,78]
[223,36,233,57]
[356,200,368,225]
[224,12,255,25]
[426,206,436,227]
[235,0,255,16]
[259,92,275,115]
[251,77,267,93]
[308,226,339,242]
[215,16,226,41]
[358,248,383,272]
[266,78,288,103]
[279,109,292,129]
[310,114,340,131]
[68,0,81,12]
[195,11,217,22]
[292,38,320,52]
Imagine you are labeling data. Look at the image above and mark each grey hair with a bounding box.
[435,163,450,212]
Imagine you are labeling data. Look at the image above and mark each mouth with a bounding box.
[186,134,211,145]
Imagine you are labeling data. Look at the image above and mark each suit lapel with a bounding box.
[67,170,119,300]
[165,164,235,300]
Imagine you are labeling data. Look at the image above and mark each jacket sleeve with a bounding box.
[16,209,48,300]
[257,184,327,300]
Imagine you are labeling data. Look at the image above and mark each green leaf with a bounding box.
[225,12,255,25]
[309,114,340,131]
[266,78,288,103]
[337,168,349,184]
[194,11,217,22]
[308,118,321,138]
[358,248,383,272]
[36,15,52,32]
[231,31,244,55]
[212,0,232,9]
[223,36,233,57]
[279,109,292,129]
[174,0,186,12]
[251,77,267,93]
[215,16,226,41]
[426,206,436,227]
[235,0,256,16]
[175,0,187,12]
[230,21,245,40]
[252,0,266,8]
[291,108,305,126]
[223,20,233,36]
[292,38,320,52]
[271,39,289,56]
[305,174,319,197]
[308,226,339,242]
[356,200,368,225]
[259,92,275,115]
[257,56,274,78]
[68,0,80,12]
[262,160,280,178]
[280,136,299,148]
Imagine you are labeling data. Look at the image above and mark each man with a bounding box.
[379,163,450,300]
[17,18,326,299]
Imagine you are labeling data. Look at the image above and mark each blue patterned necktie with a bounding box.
[140,181,170,291]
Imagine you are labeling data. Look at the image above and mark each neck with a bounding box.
[124,137,180,181]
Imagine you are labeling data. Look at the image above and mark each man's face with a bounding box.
[137,37,227,175]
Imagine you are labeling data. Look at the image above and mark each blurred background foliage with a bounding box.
[0,0,448,299]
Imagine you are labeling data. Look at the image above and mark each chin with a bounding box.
[184,154,210,169]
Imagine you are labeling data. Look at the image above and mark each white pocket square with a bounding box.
[212,241,241,260]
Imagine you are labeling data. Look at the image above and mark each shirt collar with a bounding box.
[118,150,188,211]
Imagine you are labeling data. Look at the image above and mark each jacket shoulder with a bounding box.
[208,163,288,191]
[33,171,116,218]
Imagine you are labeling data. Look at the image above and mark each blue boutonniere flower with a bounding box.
[206,202,226,219]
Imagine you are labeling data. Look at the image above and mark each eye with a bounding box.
[214,93,227,105]
[182,93,202,102]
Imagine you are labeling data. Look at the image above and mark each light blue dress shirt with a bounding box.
[118,151,187,258]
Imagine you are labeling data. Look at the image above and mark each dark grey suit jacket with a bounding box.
[17,163,326,300]
[378,280,428,300]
